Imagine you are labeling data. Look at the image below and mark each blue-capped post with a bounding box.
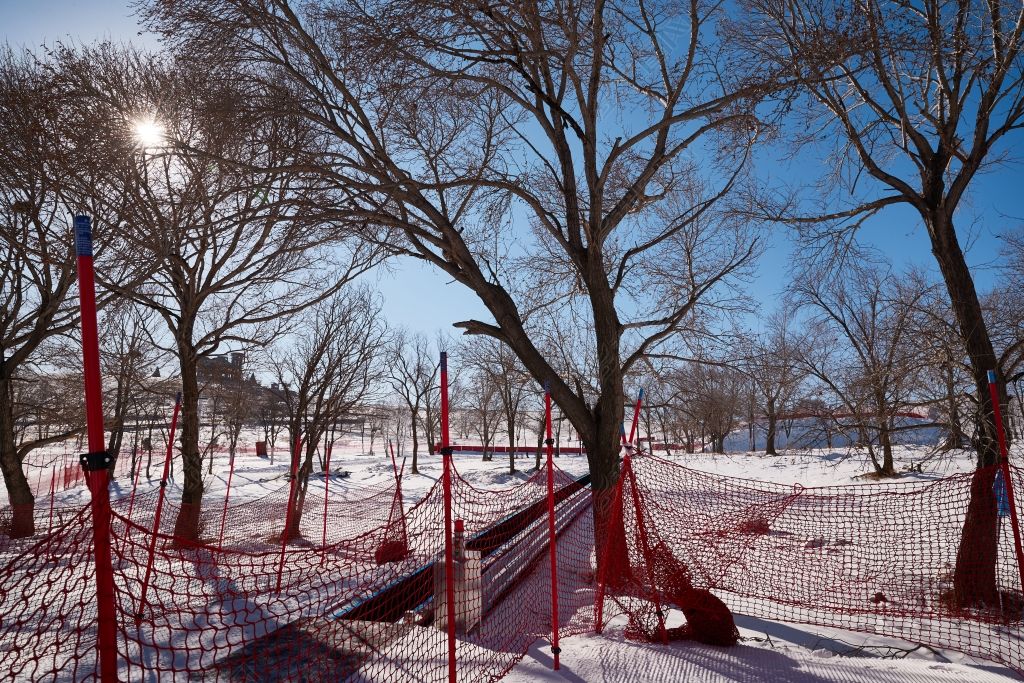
[73,215,119,681]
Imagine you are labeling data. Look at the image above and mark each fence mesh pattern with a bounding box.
[602,452,1024,672]
[2,450,1024,680]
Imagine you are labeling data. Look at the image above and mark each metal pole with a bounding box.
[73,215,118,681]
[626,388,644,449]
[321,426,334,561]
[217,448,236,551]
[277,434,301,592]
[545,382,562,669]
[125,446,145,523]
[440,351,456,683]
[137,393,181,623]
[594,457,628,634]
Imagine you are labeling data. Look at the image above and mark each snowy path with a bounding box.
[507,618,1022,682]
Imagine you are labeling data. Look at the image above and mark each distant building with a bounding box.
[197,352,245,386]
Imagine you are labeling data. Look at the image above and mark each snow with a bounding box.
[5,428,1021,681]
[507,616,1020,682]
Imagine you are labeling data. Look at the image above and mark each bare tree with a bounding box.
[271,287,387,539]
[61,47,384,539]
[793,264,929,476]
[0,49,129,536]
[386,330,438,475]
[462,365,502,462]
[913,283,973,451]
[743,310,809,455]
[144,0,776,546]
[257,386,287,459]
[98,303,162,463]
[668,362,745,454]
[733,0,1024,605]
[465,337,532,473]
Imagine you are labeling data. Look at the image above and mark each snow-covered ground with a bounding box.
[508,614,1020,682]
[6,429,1021,681]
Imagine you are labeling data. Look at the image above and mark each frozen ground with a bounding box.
[7,429,1021,681]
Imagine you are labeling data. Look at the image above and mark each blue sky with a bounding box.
[4,0,1021,337]
[2,0,492,335]
[2,0,150,47]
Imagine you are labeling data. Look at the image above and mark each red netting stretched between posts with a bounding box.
[600,450,1024,674]
[0,453,594,681]
[4,444,1024,679]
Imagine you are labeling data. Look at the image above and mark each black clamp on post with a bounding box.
[551,646,562,655]
[545,438,555,447]
[440,446,454,457]
[80,450,112,472]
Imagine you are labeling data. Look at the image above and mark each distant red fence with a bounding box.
[435,443,587,455]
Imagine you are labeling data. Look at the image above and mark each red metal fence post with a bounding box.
[988,370,1024,595]
[544,382,562,669]
[593,456,628,634]
[594,389,644,635]
[47,466,56,534]
[137,393,182,624]
[277,434,302,592]
[440,351,456,683]
[626,388,644,448]
[73,215,119,681]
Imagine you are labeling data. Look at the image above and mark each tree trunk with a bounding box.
[424,408,436,456]
[878,421,896,477]
[106,397,127,468]
[0,375,33,537]
[952,466,1000,606]
[507,412,516,475]
[286,444,315,540]
[409,409,419,474]
[585,354,627,581]
[943,361,965,450]
[765,400,778,456]
[925,211,1003,606]
[173,344,203,541]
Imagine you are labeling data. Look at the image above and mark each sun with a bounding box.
[132,117,165,149]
